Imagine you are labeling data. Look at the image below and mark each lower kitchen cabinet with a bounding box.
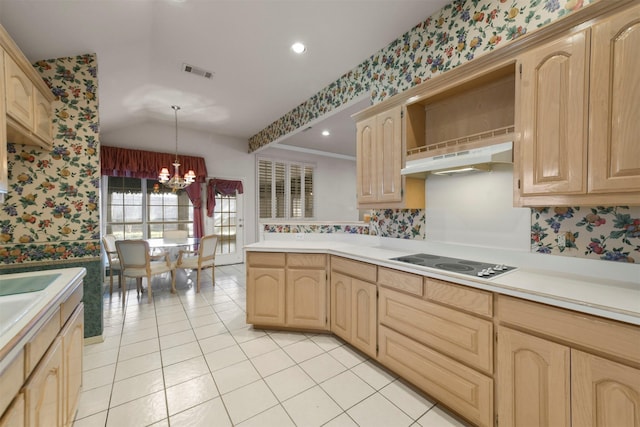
[330,271,377,358]
[0,394,24,427]
[330,257,378,358]
[378,325,493,427]
[24,337,64,427]
[62,305,84,426]
[572,350,640,427]
[497,294,640,427]
[246,252,328,330]
[497,326,571,427]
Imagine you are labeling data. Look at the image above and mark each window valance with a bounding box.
[207,179,244,217]
[101,145,208,181]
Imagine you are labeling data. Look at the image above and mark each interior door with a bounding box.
[203,179,244,265]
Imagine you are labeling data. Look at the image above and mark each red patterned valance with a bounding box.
[101,145,208,181]
[207,179,244,217]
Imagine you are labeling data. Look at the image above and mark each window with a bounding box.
[258,158,314,220]
[103,176,193,240]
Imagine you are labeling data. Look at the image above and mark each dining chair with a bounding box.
[115,239,176,302]
[176,234,218,293]
[102,234,122,295]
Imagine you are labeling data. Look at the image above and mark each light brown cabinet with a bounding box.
[517,4,640,206]
[355,106,424,209]
[497,294,640,427]
[61,305,83,426]
[246,252,328,330]
[0,393,24,427]
[1,23,54,151]
[330,256,377,358]
[377,270,494,427]
[24,337,64,427]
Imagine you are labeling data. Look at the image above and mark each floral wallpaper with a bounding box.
[531,206,640,263]
[0,54,100,263]
[248,0,598,152]
[263,223,370,235]
[370,209,426,240]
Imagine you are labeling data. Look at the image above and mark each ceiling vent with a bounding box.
[182,63,214,79]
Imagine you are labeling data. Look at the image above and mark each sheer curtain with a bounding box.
[101,146,208,238]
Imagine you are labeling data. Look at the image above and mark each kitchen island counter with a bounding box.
[245,237,640,325]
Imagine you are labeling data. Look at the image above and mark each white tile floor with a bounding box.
[73,264,470,427]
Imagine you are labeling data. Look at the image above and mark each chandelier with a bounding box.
[159,105,196,190]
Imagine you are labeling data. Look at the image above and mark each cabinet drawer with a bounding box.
[61,282,83,326]
[425,278,493,317]
[379,325,493,427]
[247,251,286,267]
[287,253,326,268]
[498,295,640,365]
[0,349,24,416]
[379,287,493,373]
[378,267,423,296]
[25,307,60,377]
[330,256,376,282]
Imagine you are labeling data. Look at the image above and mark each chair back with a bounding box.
[164,230,188,242]
[199,235,218,261]
[115,240,150,269]
[103,234,117,254]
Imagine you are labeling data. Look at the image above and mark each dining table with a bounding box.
[146,237,199,259]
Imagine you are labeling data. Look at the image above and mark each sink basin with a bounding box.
[0,292,46,336]
[0,273,61,297]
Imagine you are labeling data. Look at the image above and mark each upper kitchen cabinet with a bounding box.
[516,3,640,206]
[1,24,55,151]
[355,105,425,209]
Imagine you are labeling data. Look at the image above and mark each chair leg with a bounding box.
[109,270,113,295]
[196,268,201,293]
[211,265,215,288]
[170,270,176,294]
[146,276,153,302]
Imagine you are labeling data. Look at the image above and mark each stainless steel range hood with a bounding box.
[401,141,513,178]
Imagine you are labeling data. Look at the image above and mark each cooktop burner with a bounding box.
[390,253,515,278]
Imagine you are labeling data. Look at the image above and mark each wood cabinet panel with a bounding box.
[356,116,377,204]
[4,53,33,130]
[588,4,640,193]
[0,349,24,416]
[246,252,286,267]
[330,256,377,283]
[33,89,52,145]
[497,326,571,427]
[518,29,589,195]
[25,308,61,377]
[286,267,326,329]
[378,267,423,296]
[376,108,402,203]
[330,272,351,341]
[379,325,493,427]
[351,279,377,358]
[0,393,24,427]
[498,295,640,365]
[379,287,493,373]
[425,278,493,318]
[61,305,83,426]
[24,337,64,427]
[246,266,285,326]
[287,253,326,268]
[572,349,640,427]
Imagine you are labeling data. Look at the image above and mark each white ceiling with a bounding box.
[0,0,450,157]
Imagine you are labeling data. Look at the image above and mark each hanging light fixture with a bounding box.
[159,105,196,190]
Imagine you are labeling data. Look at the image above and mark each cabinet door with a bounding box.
[24,337,64,427]
[246,267,285,326]
[33,89,53,148]
[518,30,589,195]
[497,326,570,427]
[376,107,403,203]
[351,279,377,358]
[286,268,326,329]
[330,272,351,341]
[356,115,377,204]
[588,4,640,193]
[572,350,640,427]
[5,54,33,131]
[62,304,84,426]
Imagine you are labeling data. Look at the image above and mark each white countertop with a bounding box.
[246,237,640,325]
[0,267,86,372]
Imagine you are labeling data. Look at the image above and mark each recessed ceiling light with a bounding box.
[321,130,330,136]
[291,42,306,54]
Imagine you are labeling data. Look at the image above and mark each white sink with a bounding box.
[0,292,46,337]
